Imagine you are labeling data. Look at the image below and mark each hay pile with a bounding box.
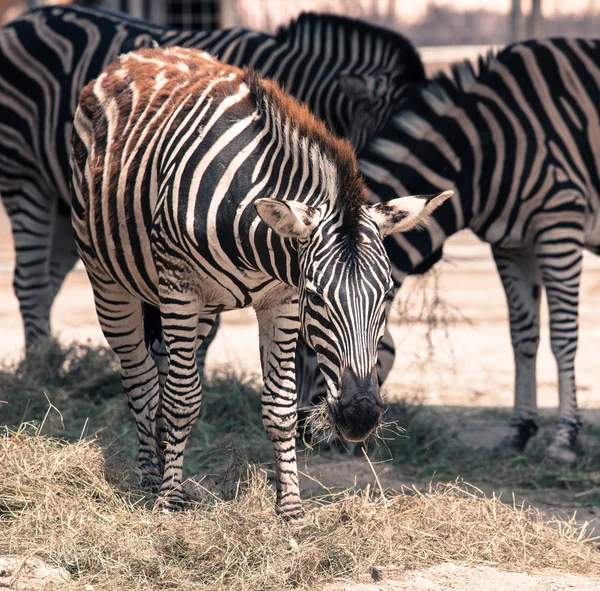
[1,431,598,591]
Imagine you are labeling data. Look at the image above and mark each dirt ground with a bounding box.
[2,557,599,591]
[2,206,600,589]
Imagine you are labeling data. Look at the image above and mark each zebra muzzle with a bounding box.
[331,366,382,442]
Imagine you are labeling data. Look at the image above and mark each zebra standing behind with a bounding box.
[343,39,600,463]
[1,4,422,373]
[70,47,451,516]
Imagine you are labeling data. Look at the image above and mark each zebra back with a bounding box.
[0,4,423,208]
[359,39,600,275]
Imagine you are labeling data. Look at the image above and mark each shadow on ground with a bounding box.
[1,340,599,537]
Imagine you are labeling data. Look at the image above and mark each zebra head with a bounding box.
[338,69,417,151]
[255,190,452,442]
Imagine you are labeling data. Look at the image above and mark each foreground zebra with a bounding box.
[70,47,451,515]
[1,4,422,381]
[334,39,600,462]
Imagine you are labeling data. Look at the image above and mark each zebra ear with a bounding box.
[366,190,454,237]
[339,74,372,103]
[338,73,388,108]
[255,198,322,240]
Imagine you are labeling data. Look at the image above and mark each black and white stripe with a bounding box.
[351,39,600,463]
[0,4,422,373]
[70,47,449,515]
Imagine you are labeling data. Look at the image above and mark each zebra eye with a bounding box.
[307,291,324,307]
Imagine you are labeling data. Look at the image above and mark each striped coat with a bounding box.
[70,47,451,515]
[0,4,422,364]
[351,39,600,462]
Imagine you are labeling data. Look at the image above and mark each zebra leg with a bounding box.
[255,295,304,520]
[48,199,79,300]
[157,302,215,508]
[3,187,54,349]
[536,232,583,464]
[149,314,220,387]
[492,247,541,452]
[86,268,162,490]
[195,313,220,378]
[148,313,219,473]
[153,313,218,482]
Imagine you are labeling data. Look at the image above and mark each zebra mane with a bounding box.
[276,12,425,81]
[445,51,496,93]
[245,69,366,238]
[394,51,497,140]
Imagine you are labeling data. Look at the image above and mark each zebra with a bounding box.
[0,4,423,376]
[70,46,451,515]
[330,38,600,464]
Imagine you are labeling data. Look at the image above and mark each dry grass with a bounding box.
[304,398,406,455]
[1,430,599,591]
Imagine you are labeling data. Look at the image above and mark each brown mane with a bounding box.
[244,70,367,237]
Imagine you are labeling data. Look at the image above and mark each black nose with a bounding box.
[331,367,383,442]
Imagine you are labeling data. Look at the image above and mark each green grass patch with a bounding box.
[0,340,273,480]
[369,401,600,507]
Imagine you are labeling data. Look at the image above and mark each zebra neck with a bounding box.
[358,79,493,276]
[230,112,344,289]
[359,139,472,277]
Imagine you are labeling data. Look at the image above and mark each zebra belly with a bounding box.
[150,229,286,314]
[158,262,289,315]
[584,200,600,253]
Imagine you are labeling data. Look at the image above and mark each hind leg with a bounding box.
[536,228,583,464]
[85,264,162,489]
[3,186,55,349]
[148,311,220,471]
[154,311,218,489]
[156,297,216,507]
[48,199,79,301]
[149,313,220,387]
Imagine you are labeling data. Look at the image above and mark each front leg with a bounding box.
[4,187,55,349]
[536,226,584,464]
[157,298,216,507]
[255,288,304,520]
[492,247,541,452]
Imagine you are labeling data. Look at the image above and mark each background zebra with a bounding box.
[333,38,600,463]
[0,4,422,382]
[70,46,451,516]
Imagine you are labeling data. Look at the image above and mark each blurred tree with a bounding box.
[528,0,543,38]
[511,0,524,41]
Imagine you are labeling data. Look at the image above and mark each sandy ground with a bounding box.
[2,206,600,589]
[327,563,600,591]
[2,556,598,591]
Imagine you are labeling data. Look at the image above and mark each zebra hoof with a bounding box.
[494,419,539,455]
[546,441,577,465]
[547,421,579,465]
[156,494,185,512]
[276,504,305,522]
